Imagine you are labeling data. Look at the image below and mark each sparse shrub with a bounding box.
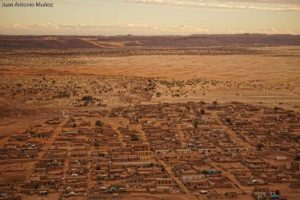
[33,182,40,190]
[57,91,70,98]
[95,120,103,127]
[200,109,205,115]
[131,134,139,141]
[193,119,199,128]
[226,118,232,125]
[94,141,100,148]
[82,95,93,103]
[256,143,263,151]
[95,165,101,170]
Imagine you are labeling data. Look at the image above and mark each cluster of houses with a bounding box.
[217,102,300,153]
[0,101,299,199]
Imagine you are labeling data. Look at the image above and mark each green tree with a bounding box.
[200,109,205,115]
[95,120,103,126]
[82,95,93,103]
[256,143,263,151]
[131,134,139,141]
[94,141,100,148]
[226,118,232,125]
[193,120,199,128]
[33,182,39,190]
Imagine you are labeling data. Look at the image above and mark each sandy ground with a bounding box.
[3,54,299,82]
[70,55,300,82]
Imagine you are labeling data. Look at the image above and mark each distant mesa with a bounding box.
[0,34,300,49]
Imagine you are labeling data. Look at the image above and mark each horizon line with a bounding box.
[1,33,300,37]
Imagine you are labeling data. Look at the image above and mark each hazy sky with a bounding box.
[1,0,300,35]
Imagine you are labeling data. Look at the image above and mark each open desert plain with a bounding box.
[0,34,300,200]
